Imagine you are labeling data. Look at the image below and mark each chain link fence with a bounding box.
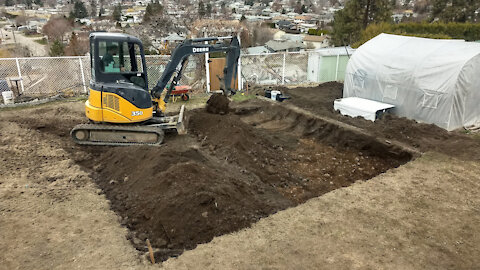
[240,52,309,86]
[0,55,206,99]
[0,51,337,101]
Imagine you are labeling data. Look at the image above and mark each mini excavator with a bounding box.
[71,32,240,146]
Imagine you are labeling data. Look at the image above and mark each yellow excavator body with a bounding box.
[85,88,156,123]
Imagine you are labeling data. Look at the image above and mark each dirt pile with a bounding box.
[206,93,230,114]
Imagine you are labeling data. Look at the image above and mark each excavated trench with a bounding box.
[71,98,413,262]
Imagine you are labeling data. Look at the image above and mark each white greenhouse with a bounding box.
[344,33,480,131]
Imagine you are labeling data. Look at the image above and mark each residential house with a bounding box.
[303,35,330,49]
[265,40,305,52]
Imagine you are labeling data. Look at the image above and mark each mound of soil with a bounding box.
[206,93,230,115]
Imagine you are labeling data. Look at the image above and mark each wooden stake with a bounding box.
[146,239,155,264]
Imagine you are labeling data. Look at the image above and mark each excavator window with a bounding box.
[97,40,146,88]
[98,41,144,73]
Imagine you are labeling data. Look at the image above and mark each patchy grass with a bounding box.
[165,93,209,113]
[231,92,256,102]
[34,38,48,45]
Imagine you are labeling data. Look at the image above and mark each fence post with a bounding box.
[237,33,242,91]
[15,58,25,94]
[282,52,286,84]
[78,57,87,94]
[335,54,340,81]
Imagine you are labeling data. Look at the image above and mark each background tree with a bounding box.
[332,0,392,46]
[49,39,65,56]
[220,2,229,18]
[64,32,89,56]
[71,0,88,19]
[98,0,105,17]
[143,0,163,22]
[90,0,97,17]
[24,0,33,9]
[5,0,14,6]
[112,4,122,21]
[272,0,282,11]
[15,14,27,27]
[198,1,206,17]
[430,0,479,22]
[206,2,212,17]
[294,0,303,13]
[42,16,72,42]
[34,0,43,7]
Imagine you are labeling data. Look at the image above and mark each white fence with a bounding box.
[0,51,347,98]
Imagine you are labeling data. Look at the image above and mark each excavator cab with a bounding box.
[86,32,154,124]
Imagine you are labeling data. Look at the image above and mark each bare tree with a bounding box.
[15,12,28,27]
[64,32,89,56]
[42,16,73,42]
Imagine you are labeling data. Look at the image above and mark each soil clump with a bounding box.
[206,93,230,115]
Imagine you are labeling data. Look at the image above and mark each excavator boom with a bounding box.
[152,36,241,101]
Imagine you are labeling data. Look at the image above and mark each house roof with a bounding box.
[265,40,305,51]
[245,46,270,54]
[164,33,185,42]
[294,15,311,20]
[276,20,292,26]
[303,35,330,42]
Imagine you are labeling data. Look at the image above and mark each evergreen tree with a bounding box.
[431,0,479,22]
[206,3,212,17]
[198,1,206,17]
[98,0,105,17]
[90,0,97,17]
[143,0,163,23]
[112,4,122,21]
[5,0,14,6]
[332,0,392,46]
[34,0,43,7]
[49,39,65,56]
[72,0,88,19]
[24,0,33,9]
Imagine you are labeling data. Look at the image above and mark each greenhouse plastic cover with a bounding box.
[344,33,480,131]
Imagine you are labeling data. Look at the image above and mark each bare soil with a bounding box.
[1,82,480,269]
[70,99,410,262]
[281,82,480,160]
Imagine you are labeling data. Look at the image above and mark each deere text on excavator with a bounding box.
[71,32,240,146]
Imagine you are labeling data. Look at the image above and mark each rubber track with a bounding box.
[71,123,165,146]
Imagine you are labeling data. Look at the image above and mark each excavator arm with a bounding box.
[151,36,241,102]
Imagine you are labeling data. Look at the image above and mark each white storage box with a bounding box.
[2,91,14,105]
[334,97,394,121]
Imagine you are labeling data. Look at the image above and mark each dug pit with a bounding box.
[71,98,412,262]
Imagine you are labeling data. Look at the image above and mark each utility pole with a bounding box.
[12,29,16,44]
